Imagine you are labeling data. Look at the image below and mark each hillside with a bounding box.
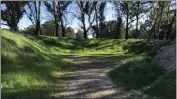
[1,30,176,99]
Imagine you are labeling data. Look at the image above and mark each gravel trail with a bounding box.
[52,56,149,99]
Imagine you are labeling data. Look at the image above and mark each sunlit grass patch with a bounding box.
[2,30,174,99]
[1,30,70,98]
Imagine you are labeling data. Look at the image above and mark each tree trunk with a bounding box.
[58,1,65,37]
[55,21,59,36]
[35,20,40,35]
[34,1,38,35]
[157,1,164,39]
[53,1,59,36]
[148,3,158,40]
[61,18,66,37]
[95,6,99,38]
[167,10,176,39]
[117,17,122,38]
[83,28,87,39]
[53,26,55,36]
[81,12,87,39]
[34,1,41,35]
[11,9,18,31]
[125,2,129,39]
[10,22,18,31]
[136,1,140,38]
[148,21,157,40]
[83,20,87,39]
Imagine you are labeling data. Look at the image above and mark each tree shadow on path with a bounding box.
[52,54,136,99]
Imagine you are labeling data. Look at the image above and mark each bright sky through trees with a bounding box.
[1,2,148,32]
[1,2,117,31]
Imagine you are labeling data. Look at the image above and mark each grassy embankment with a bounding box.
[1,30,175,99]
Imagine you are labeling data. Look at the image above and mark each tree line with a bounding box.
[1,1,176,40]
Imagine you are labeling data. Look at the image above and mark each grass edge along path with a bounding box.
[1,30,175,99]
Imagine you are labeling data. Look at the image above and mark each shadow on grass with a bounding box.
[3,31,172,98]
[2,53,129,99]
[95,40,126,50]
[1,37,84,99]
[39,37,125,51]
[123,40,153,54]
[2,86,55,99]
[145,70,176,99]
[108,57,166,90]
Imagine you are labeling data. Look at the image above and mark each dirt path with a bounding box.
[51,56,149,99]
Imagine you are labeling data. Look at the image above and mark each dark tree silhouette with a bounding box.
[1,1,26,31]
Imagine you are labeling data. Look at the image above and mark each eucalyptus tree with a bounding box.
[44,1,71,37]
[98,2,107,37]
[90,1,107,38]
[75,1,97,38]
[131,1,149,38]
[148,1,175,40]
[1,1,26,31]
[167,8,176,39]
[44,1,59,36]
[25,1,41,35]
[113,1,123,38]
[120,1,136,39]
[57,1,71,37]
[93,1,99,38]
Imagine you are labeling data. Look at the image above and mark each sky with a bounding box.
[1,1,175,38]
[1,2,116,33]
[1,1,159,33]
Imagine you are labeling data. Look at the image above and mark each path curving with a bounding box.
[52,56,149,99]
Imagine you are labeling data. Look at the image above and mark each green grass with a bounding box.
[1,30,175,99]
[145,70,176,99]
[108,56,166,90]
[1,30,80,99]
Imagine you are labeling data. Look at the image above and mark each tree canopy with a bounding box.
[1,1,176,40]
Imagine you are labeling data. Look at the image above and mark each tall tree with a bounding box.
[90,1,106,38]
[133,1,148,38]
[120,1,135,39]
[57,1,71,37]
[1,1,26,31]
[124,1,129,39]
[75,1,96,38]
[167,9,176,39]
[44,1,59,36]
[25,1,41,35]
[148,1,172,40]
[148,1,157,40]
[98,2,107,37]
[157,1,165,39]
[113,1,123,38]
[94,1,99,38]
[135,1,140,34]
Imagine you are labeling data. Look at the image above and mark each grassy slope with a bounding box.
[1,30,79,98]
[1,30,175,98]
